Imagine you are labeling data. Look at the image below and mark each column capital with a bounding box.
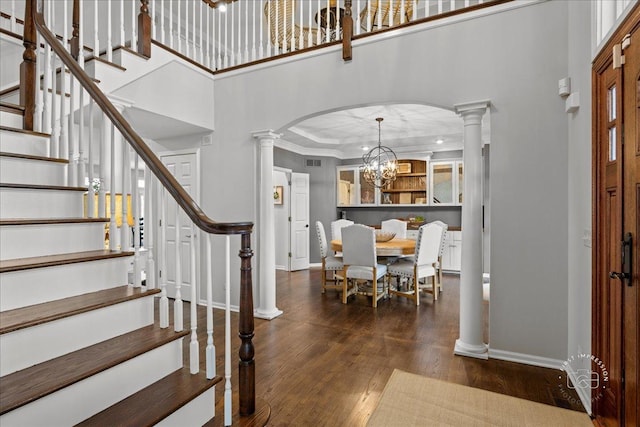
[252,130,282,142]
[454,100,490,118]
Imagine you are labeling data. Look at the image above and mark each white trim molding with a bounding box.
[489,348,564,370]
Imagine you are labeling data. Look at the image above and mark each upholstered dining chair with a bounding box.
[359,0,417,31]
[331,218,354,256]
[381,218,407,239]
[315,221,344,294]
[387,222,444,305]
[264,0,321,51]
[341,224,388,307]
[431,220,449,294]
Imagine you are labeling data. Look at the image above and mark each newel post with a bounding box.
[20,0,37,131]
[70,0,80,59]
[138,0,152,58]
[342,0,353,61]
[239,231,256,416]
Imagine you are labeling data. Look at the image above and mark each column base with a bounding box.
[454,339,489,360]
[254,308,283,320]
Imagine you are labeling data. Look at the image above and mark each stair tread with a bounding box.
[0,125,50,138]
[0,324,189,415]
[0,285,161,334]
[0,151,68,163]
[0,217,109,225]
[0,182,87,191]
[77,369,221,427]
[0,249,134,273]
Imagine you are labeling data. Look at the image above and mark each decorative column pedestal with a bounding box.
[454,100,490,360]
[252,130,283,320]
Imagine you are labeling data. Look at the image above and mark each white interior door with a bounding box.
[289,172,309,271]
[160,153,198,301]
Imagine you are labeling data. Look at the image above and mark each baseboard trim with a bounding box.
[488,348,564,370]
[564,362,593,415]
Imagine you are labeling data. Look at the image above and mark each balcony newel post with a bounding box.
[138,0,151,58]
[71,0,80,60]
[238,231,255,416]
[20,0,37,131]
[343,0,353,61]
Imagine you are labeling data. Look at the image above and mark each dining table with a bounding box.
[330,238,416,257]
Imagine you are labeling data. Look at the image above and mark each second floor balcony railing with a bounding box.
[0,0,506,75]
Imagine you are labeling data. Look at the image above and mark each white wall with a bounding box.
[209,0,575,361]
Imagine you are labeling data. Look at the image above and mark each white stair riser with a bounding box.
[0,130,49,157]
[0,340,184,427]
[0,188,83,218]
[0,222,106,259]
[0,92,19,104]
[0,257,130,311]
[0,156,66,186]
[0,110,23,128]
[0,296,155,376]
[157,387,215,427]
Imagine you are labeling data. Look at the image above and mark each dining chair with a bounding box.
[341,224,388,307]
[331,219,354,256]
[381,218,407,239]
[315,221,344,294]
[387,223,444,305]
[431,220,449,294]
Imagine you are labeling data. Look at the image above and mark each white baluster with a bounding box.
[50,55,59,158]
[78,86,86,187]
[10,0,16,33]
[288,0,295,51]
[230,2,235,66]
[159,187,169,328]
[283,0,289,51]
[223,6,228,68]
[121,144,130,249]
[107,1,113,61]
[189,223,199,374]
[206,3,211,67]
[109,124,117,250]
[224,236,232,425]
[63,0,68,50]
[88,100,95,218]
[335,0,341,41]
[79,0,84,68]
[145,168,156,289]
[413,0,417,20]
[69,75,77,186]
[400,0,406,24]
[199,1,204,62]
[34,34,43,132]
[152,0,156,40]
[389,0,393,27]
[43,26,51,133]
[265,0,271,58]
[133,152,141,287]
[298,0,303,50]
[193,0,197,60]
[438,0,443,15]
[169,0,173,48]
[59,60,68,165]
[274,0,280,52]
[464,0,470,8]
[216,8,221,68]
[161,0,166,44]
[185,0,190,57]
[244,0,249,62]
[99,113,108,227]
[377,0,382,29]
[94,0,100,58]
[120,0,125,47]
[174,203,184,332]
[177,0,181,53]
[132,0,137,51]
[206,234,215,379]
[316,0,322,45]
[307,0,313,47]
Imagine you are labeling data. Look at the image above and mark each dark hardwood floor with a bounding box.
[182,269,586,426]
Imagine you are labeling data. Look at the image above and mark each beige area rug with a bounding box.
[367,369,592,427]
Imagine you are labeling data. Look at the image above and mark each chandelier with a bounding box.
[362,117,398,189]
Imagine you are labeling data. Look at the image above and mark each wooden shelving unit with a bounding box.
[380,159,428,205]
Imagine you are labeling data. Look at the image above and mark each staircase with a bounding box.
[0,122,220,425]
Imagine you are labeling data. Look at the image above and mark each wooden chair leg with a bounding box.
[321,268,326,294]
[432,277,438,301]
[342,268,349,304]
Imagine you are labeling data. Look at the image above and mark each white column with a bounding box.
[252,130,283,320]
[454,100,489,360]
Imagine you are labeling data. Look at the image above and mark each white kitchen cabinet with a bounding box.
[441,230,462,272]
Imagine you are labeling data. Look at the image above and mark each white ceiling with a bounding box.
[277,103,490,159]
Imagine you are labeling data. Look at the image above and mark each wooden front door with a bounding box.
[593,6,639,427]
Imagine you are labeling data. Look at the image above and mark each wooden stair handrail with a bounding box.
[31,0,252,236]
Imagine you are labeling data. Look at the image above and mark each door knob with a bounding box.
[305,224,309,228]
[609,271,629,280]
